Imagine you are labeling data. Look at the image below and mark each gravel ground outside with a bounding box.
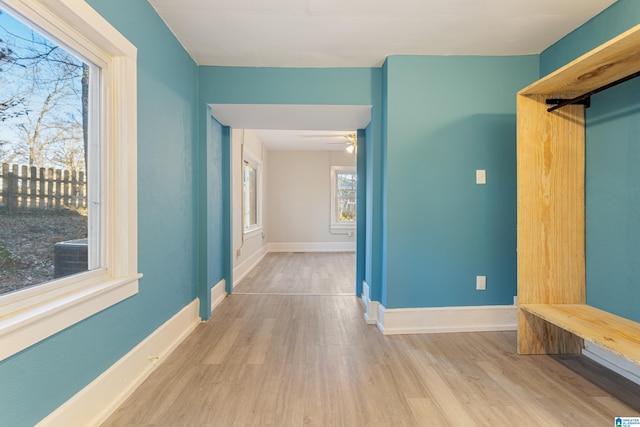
[0,207,87,295]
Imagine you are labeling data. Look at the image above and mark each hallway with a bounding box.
[103,253,640,426]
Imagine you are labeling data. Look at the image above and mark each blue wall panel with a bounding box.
[207,116,224,286]
[198,66,378,105]
[196,112,226,319]
[383,55,538,308]
[364,122,373,294]
[356,128,366,297]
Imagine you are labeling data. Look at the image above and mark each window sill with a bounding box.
[330,223,356,233]
[243,226,263,239]
[0,273,141,362]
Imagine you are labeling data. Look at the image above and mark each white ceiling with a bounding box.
[165,0,617,151]
[148,0,616,68]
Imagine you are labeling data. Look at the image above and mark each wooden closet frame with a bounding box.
[517,24,640,366]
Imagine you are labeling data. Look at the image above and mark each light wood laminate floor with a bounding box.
[104,253,640,426]
[234,252,355,295]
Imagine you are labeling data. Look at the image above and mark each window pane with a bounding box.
[336,171,356,222]
[0,9,96,295]
[243,161,257,229]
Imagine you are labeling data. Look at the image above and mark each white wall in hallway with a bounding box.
[266,150,355,250]
[232,129,268,285]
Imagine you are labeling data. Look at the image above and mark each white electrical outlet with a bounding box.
[476,169,486,184]
[476,275,486,290]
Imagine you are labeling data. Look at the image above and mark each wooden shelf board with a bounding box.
[520,304,640,366]
[519,24,640,97]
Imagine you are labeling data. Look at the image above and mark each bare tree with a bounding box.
[0,12,27,124]
[0,11,86,171]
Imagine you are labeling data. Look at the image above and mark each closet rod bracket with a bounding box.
[546,97,591,110]
[546,69,640,113]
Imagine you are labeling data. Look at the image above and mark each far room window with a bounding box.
[331,166,356,230]
[243,157,260,232]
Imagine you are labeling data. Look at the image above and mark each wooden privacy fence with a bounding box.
[0,163,86,210]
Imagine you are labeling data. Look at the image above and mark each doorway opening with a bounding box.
[231,128,357,296]
[207,104,370,304]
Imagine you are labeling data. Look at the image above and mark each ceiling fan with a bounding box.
[302,132,357,153]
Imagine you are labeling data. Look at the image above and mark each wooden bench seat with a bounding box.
[520,304,640,367]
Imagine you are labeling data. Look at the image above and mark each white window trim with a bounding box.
[243,152,262,235]
[331,166,356,232]
[0,0,140,362]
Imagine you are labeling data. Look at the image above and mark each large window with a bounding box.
[0,0,138,362]
[331,166,356,230]
[0,7,98,295]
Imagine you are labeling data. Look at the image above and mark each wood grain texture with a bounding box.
[517,94,585,306]
[521,304,640,366]
[516,93,586,354]
[520,24,640,96]
[518,307,584,355]
[102,255,640,426]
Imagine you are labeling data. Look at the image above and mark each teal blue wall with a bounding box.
[198,66,379,105]
[222,125,232,295]
[365,67,385,302]
[197,112,227,318]
[541,0,640,322]
[0,1,199,425]
[356,128,366,297]
[383,55,538,308]
[379,60,389,305]
[540,0,640,76]
[207,116,223,286]
[364,122,374,292]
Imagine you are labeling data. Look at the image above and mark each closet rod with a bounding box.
[547,69,640,112]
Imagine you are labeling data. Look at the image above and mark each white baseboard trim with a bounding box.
[365,300,380,325]
[583,342,640,386]
[210,279,227,313]
[376,304,517,335]
[37,299,201,427]
[233,246,267,288]
[268,242,355,253]
[361,281,379,325]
